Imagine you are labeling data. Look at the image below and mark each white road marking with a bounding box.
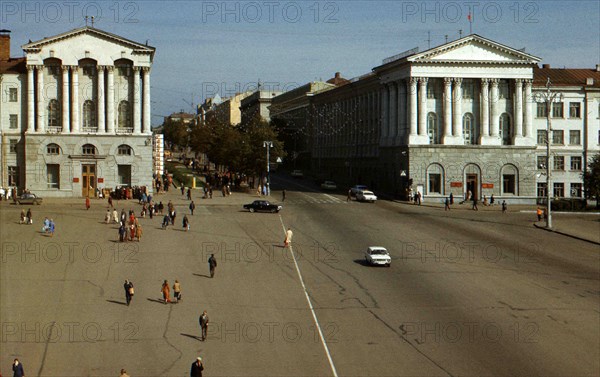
[279,216,339,377]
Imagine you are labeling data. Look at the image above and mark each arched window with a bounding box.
[118,100,131,130]
[427,112,440,144]
[500,113,512,145]
[83,100,96,129]
[117,144,132,156]
[427,163,444,194]
[501,164,518,195]
[47,99,60,129]
[463,113,477,145]
[82,144,96,155]
[47,143,60,155]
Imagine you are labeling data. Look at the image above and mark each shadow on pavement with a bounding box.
[181,333,202,342]
[106,299,127,306]
[353,259,371,266]
[193,273,211,278]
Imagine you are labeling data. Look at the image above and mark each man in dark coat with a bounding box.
[12,358,25,377]
[208,254,217,278]
[124,280,133,306]
[190,357,204,377]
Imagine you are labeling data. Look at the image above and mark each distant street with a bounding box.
[1,179,598,376]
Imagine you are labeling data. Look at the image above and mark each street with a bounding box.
[1,179,599,376]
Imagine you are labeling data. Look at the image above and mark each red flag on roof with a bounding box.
[467,12,472,22]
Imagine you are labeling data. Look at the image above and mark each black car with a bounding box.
[243,200,282,213]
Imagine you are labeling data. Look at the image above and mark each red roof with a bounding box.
[533,66,600,88]
[0,57,26,74]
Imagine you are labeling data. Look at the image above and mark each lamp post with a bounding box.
[537,78,563,229]
[263,141,273,196]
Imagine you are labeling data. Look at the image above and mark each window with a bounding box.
[82,144,96,155]
[537,130,547,145]
[501,164,518,195]
[569,130,581,145]
[462,80,474,99]
[536,102,548,118]
[552,130,564,145]
[118,165,132,186]
[9,88,17,102]
[463,113,477,145]
[427,112,440,144]
[571,156,582,171]
[83,100,96,129]
[48,99,60,129]
[47,164,60,189]
[427,164,444,194]
[83,66,95,77]
[570,183,583,198]
[8,166,19,187]
[553,156,564,170]
[569,102,581,118]
[499,80,510,99]
[9,139,17,153]
[552,102,563,118]
[537,156,547,169]
[537,183,547,198]
[117,145,132,156]
[553,183,564,198]
[9,114,18,129]
[499,113,511,145]
[118,100,131,130]
[47,143,60,155]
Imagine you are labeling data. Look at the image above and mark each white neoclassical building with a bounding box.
[0,27,155,197]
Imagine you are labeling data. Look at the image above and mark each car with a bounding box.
[356,190,377,203]
[17,193,43,205]
[350,185,368,196]
[320,181,337,190]
[291,170,304,178]
[243,200,282,213]
[365,246,391,267]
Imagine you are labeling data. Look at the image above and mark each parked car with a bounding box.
[17,193,43,205]
[350,185,368,196]
[291,170,304,178]
[243,200,282,213]
[356,190,377,203]
[320,181,337,190]
[364,246,391,267]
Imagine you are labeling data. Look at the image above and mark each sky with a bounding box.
[3,0,599,126]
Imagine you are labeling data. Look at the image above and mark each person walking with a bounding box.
[162,214,170,230]
[124,279,134,306]
[120,209,126,224]
[161,280,170,304]
[187,188,192,201]
[208,254,217,278]
[536,206,543,221]
[19,209,26,224]
[135,223,143,241]
[502,200,507,214]
[173,280,182,302]
[120,368,130,377]
[190,357,204,377]
[42,217,50,233]
[26,208,32,225]
[119,223,127,242]
[105,209,111,224]
[444,197,450,211]
[490,194,495,206]
[472,197,478,211]
[282,189,286,202]
[108,196,113,208]
[48,219,55,237]
[12,358,25,377]
[181,185,185,196]
[284,227,293,247]
[449,192,454,205]
[417,192,422,205]
[85,196,90,210]
[199,311,209,341]
[112,208,119,223]
[183,215,190,231]
[189,201,196,215]
[347,189,351,202]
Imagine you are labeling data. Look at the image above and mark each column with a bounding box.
[381,85,389,140]
[408,78,417,136]
[514,79,523,137]
[443,78,452,140]
[142,67,151,134]
[418,77,428,137]
[133,66,141,134]
[480,78,490,139]
[490,79,499,138]
[37,66,45,133]
[396,80,406,143]
[27,66,35,133]
[389,82,397,138]
[107,66,115,134]
[524,80,533,138]
[71,66,80,133]
[452,78,463,138]
[97,66,105,133]
[62,66,70,133]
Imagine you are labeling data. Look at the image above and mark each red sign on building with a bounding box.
[450,182,463,187]
[482,183,494,189]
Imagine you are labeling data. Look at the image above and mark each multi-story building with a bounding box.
[0,27,155,197]
[240,90,282,126]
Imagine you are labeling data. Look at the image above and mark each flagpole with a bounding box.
[468,12,472,34]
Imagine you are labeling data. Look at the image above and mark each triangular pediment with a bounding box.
[408,35,540,64]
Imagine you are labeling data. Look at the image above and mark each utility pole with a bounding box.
[263,141,273,195]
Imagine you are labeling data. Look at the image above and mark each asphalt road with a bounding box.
[0,179,598,376]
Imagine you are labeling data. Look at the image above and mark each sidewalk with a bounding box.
[533,214,600,244]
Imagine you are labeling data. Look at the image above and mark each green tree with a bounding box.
[583,153,600,208]
[162,118,189,149]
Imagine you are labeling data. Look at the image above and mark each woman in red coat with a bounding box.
[85,196,90,210]
[161,280,170,304]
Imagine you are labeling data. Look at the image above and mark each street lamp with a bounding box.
[263,141,273,196]
[537,78,563,229]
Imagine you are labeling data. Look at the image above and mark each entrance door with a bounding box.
[82,164,96,197]
[466,174,478,200]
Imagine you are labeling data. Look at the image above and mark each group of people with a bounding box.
[19,209,33,225]
[160,279,183,304]
[42,217,56,236]
[117,209,143,242]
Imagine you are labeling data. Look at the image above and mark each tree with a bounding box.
[162,118,188,149]
[583,153,600,208]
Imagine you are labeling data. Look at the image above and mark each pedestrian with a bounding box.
[417,192,422,205]
[48,219,55,237]
[483,195,488,206]
[112,208,119,223]
[162,214,170,229]
[19,209,26,224]
[129,222,136,241]
[187,188,192,201]
[183,215,190,231]
[26,208,32,225]
[120,368,130,377]
[42,217,50,233]
[502,200,507,213]
[173,280,182,301]
[282,189,286,202]
[12,358,25,377]
[449,192,454,205]
[170,209,177,225]
[536,206,543,221]
[490,194,495,206]
[158,201,164,214]
[124,279,134,306]
[135,223,143,241]
[189,201,196,215]
[161,279,170,304]
[119,223,127,242]
[181,185,185,196]
[208,187,213,199]
[472,197,478,211]
[199,310,209,341]
[85,196,90,210]
[105,209,111,224]
[108,196,113,208]
[257,185,262,196]
[284,227,293,247]
[444,197,450,211]
[120,209,126,224]
[347,189,351,202]
[208,254,217,278]
[149,203,155,219]
[190,357,204,377]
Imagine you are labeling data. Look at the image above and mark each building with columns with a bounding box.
[307,35,599,203]
[0,27,155,197]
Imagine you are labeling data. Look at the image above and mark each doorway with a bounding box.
[82,164,96,197]
[466,174,478,200]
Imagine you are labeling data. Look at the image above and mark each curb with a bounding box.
[533,223,600,246]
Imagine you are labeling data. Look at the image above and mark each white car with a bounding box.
[350,185,368,196]
[356,190,377,203]
[320,181,337,190]
[365,246,391,267]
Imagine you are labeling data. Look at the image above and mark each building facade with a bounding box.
[0,27,155,197]
[240,90,282,126]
